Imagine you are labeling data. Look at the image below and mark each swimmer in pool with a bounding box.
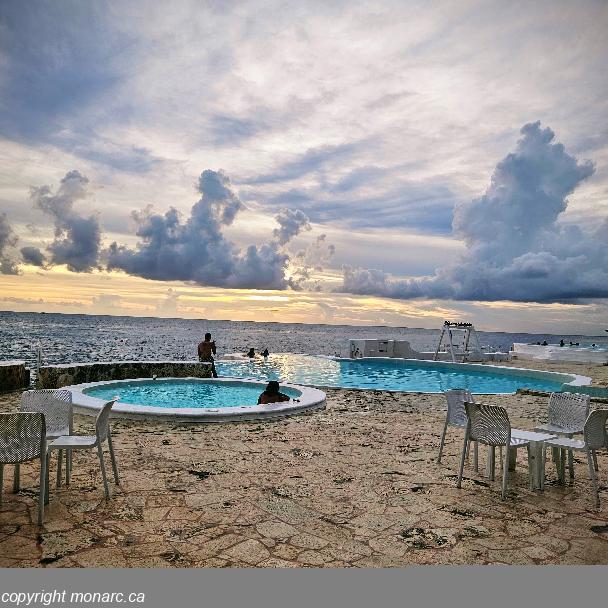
[257,381,290,405]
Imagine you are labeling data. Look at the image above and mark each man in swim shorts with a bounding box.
[198,332,218,378]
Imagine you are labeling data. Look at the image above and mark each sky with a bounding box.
[0,0,607,334]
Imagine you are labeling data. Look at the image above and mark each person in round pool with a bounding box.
[246,347,256,358]
[258,380,290,405]
[198,332,218,378]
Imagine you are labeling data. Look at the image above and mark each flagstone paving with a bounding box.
[1,359,607,567]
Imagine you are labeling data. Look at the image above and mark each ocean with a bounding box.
[1,310,607,371]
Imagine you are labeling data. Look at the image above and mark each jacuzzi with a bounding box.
[68,377,326,422]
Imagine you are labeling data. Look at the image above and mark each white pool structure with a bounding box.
[70,377,326,422]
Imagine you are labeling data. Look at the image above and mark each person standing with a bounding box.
[198,332,218,378]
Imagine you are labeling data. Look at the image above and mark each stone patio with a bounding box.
[1,359,607,567]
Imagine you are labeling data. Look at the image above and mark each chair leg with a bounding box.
[502,446,510,500]
[508,448,518,472]
[0,463,4,506]
[456,432,469,489]
[97,444,110,499]
[38,453,46,526]
[473,441,479,473]
[66,449,71,485]
[489,446,496,481]
[568,448,575,479]
[56,450,63,488]
[13,463,20,493]
[560,449,567,484]
[551,446,559,468]
[592,450,599,472]
[107,433,119,485]
[586,449,600,509]
[437,421,449,463]
[44,456,50,505]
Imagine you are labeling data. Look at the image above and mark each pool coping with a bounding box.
[215,355,592,395]
[67,377,327,422]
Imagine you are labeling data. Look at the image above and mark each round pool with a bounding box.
[69,378,326,422]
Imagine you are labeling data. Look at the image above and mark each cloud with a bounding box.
[107,169,303,290]
[342,122,605,303]
[273,208,311,245]
[240,175,457,235]
[91,293,122,308]
[242,143,360,185]
[290,233,337,291]
[20,246,46,267]
[0,213,19,274]
[156,288,180,315]
[30,170,102,272]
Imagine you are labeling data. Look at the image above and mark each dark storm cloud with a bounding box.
[20,246,46,267]
[107,170,308,290]
[30,170,102,272]
[342,122,605,303]
[273,208,311,245]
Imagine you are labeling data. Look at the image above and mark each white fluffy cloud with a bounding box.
[343,122,606,303]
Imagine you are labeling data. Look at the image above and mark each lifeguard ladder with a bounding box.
[433,321,483,363]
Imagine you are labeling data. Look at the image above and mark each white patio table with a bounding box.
[481,429,556,491]
[510,429,556,491]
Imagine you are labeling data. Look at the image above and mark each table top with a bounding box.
[512,428,556,442]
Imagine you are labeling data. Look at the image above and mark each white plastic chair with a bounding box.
[534,392,591,479]
[544,409,608,509]
[457,402,531,499]
[47,400,119,499]
[20,389,73,488]
[438,390,479,471]
[0,412,47,525]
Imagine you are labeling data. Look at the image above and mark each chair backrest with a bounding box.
[444,389,474,427]
[95,400,116,442]
[464,402,510,446]
[584,409,608,450]
[547,392,590,431]
[0,412,46,464]
[20,389,72,435]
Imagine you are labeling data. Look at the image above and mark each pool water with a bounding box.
[216,354,567,394]
[85,379,301,409]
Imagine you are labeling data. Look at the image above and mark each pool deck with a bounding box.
[1,358,607,567]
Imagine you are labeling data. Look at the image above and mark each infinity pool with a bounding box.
[216,354,573,394]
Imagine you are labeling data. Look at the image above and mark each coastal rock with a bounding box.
[0,360,30,393]
[37,360,213,388]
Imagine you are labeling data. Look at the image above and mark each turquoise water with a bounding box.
[216,354,567,394]
[85,379,301,409]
